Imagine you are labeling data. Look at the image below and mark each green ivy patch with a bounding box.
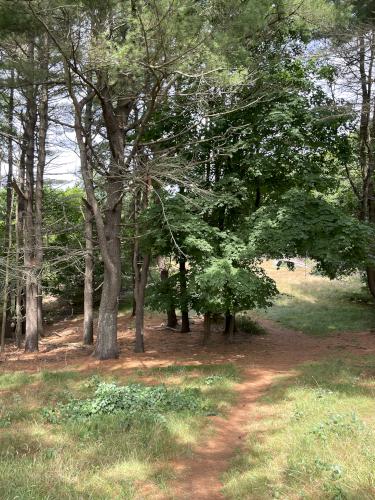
[42,381,212,423]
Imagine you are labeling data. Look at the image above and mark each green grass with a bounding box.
[0,364,238,499]
[222,356,375,499]
[256,263,375,336]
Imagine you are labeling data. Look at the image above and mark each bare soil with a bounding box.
[1,313,375,499]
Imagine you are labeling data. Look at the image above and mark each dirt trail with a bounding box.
[167,320,375,499]
[1,314,375,499]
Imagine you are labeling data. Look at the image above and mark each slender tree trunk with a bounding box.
[15,129,26,348]
[1,76,15,345]
[158,257,178,328]
[82,78,94,345]
[227,313,235,343]
[203,312,211,345]
[15,201,23,349]
[83,203,94,345]
[134,253,150,353]
[23,42,38,352]
[1,192,14,352]
[35,40,49,338]
[179,256,190,333]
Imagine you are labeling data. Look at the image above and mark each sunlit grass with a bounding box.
[256,261,375,335]
[0,363,238,499]
[222,356,375,499]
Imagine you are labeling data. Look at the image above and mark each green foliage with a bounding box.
[248,189,373,278]
[190,257,278,315]
[42,381,211,423]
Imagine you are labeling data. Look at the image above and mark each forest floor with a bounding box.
[1,267,375,498]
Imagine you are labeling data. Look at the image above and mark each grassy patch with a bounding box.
[222,356,375,499]
[256,262,375,336]
[0,363,238,499]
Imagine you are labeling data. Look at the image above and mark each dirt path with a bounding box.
[1,314,375,499]
[167,319,375,499]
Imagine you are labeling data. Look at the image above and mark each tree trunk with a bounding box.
[1,191,14,352]
[203,312,211,345]
[94,199,122,359]
[367,267,375,299]
[1,78,15,350]
[24,275,38,352]
[158,257,178,328]
[35,37,49,339]
[179,256,190,333]
[15,184,24,348]
[95,270,120,359]
[23,41,38,352]
[224,311,237,334]
[134,254,150,353]
[227,313,235,343]
[168,309,178,329]
[83,203,94,345]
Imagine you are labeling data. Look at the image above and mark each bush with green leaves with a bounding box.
[42,381,212,423]
[190,256,278,317]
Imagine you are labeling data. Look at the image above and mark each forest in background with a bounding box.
[1,0,375,359]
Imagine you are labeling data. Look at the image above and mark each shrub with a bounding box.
[42,381,211,423]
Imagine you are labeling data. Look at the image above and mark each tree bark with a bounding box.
[23,41,39,352]
[93,183,122,359]
[1,191,14,352]
[83,203,94,345]
[15,201,23,349]
[179,256,190,333]
[35,37,49,338]
[1,75,15,347]
[134,253,150,353]
[157,257,178,328]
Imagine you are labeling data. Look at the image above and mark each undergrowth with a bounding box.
[0,363,238,499]
[42,381,213,423]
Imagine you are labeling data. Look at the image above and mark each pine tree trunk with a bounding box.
[95,271,120,359]
[1,78,15,350]
[15,195,23,348]
[1,193,14,352]
[83,204,94,345]
[23,41,38,352]
[94,202,122,359]
[35,39,49,339]
[24,274,38,352]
